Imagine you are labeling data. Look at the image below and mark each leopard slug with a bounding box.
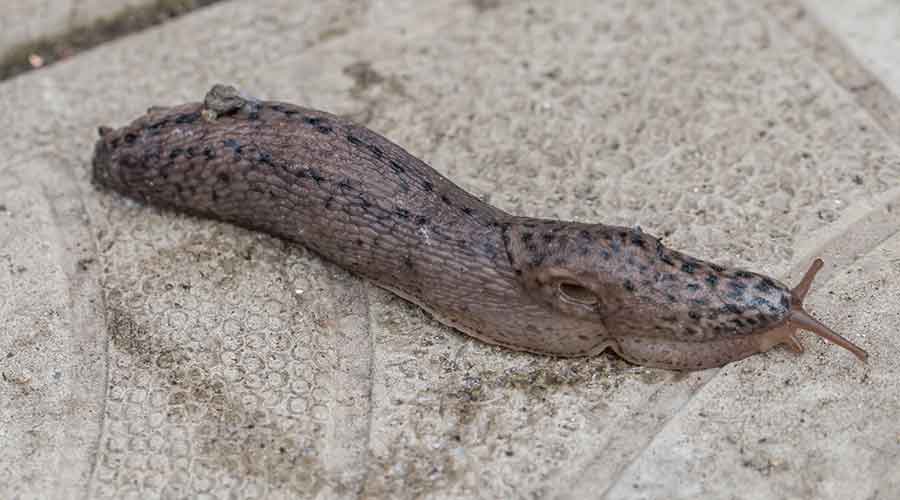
[90,84,868,370]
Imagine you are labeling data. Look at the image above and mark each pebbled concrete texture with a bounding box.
[0,0,155,51]
[1,1,898,499]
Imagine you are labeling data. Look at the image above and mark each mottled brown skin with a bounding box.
[91,85,868,370]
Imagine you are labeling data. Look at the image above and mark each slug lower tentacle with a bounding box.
[91,84,868,370]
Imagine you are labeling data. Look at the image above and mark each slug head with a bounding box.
[91,108,177,199]
[751,258,868,362]
[502,219,867,369]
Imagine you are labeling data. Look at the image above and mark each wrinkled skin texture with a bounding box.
[91,85,867,370]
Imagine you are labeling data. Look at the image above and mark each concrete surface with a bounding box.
[1,0,155,51]
[1,0,899,499]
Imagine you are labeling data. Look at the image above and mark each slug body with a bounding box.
[91,85,867,370]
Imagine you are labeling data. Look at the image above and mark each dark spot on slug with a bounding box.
[147,119,168,133]
[141,151,160,163]
[203,146,215,160]
[609,239,621,255]
[389,159,405,174]
[577,230,592,241]
[685,283,700,292]
[174,111,200,124]
[688,311,701,321]
[755,277,777,293]
[482,242,498,260]
[656,242,675,265]
[337,179,354,192]
[710,263,725,272]
[395,207,410,219]
[303,116,333,134]
[705,275,719,288]
[347,134,365,148]
[521,232,533,243]
[422,180,433,192]
[631,235,645,248]
[780,295,790,309]
[300,168,324,184]
[734,270,754,279]
[440,194,453,206]
[750,297,773,310]
[256,150,275,167]
[681,261,696,274]
[223,138,243,154]
[169,148,183,159]
[623,280,635,292]
[461,206,474,216]
[542,233,554,243]
[217,172,230,184]
[366,143,383,158]
[723,303,742,314]
[124,133,137,144]
[415,215,428,226]
[403,256,414,269]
